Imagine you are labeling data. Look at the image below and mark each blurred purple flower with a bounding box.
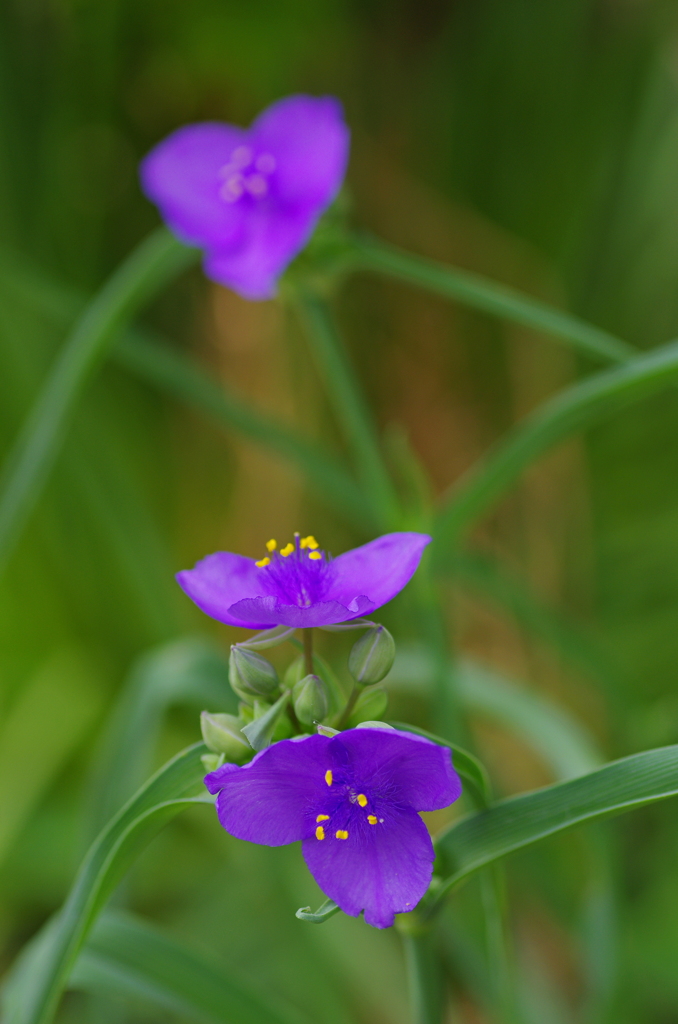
[176,532,431,629]
[140,95,349,299]
[205,726,461,928]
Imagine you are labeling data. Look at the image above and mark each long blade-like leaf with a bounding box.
[353,235,635,365]
[2,743,209,1024]
[70,910,300,1024]
[432,744,678,908]
[434,337,678,550]
[0,229,197,574]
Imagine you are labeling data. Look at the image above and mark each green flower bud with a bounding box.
[346,687,388,728]
[347,626,395,685]
[200,711,251,763]
[293,674,330,725]
[229,646,279,702]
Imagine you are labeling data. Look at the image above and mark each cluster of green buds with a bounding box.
[200,620,397,772]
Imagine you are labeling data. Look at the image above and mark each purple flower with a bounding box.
[140,94,349,300]
[176,532,431,629]
[205,727,461,927]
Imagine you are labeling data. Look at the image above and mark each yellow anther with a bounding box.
[255,557,270,567]
[316,814,329,822]
[300,535,319,550]
[315,826,325,840]
[357,794,367,807]
[280,542,294,557]
[266,539,277,552]
[367,815,378,825]
[324,770,333,786]
[335,830,349,840]
[308,551,322,561]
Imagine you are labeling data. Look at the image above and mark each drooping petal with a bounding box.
[205,734,331,846]
[325,533,431,616]
[177,552,276,629]
[227,594,373,629]
[332,728,461,811]
[251,95,349,210]
[302,803,435,928]
[204,203,320,300]
[140,123,248,249]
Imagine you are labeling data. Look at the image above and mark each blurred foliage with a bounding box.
[4,0,678,1022]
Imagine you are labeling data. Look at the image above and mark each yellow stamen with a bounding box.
[357,794,367,807]
[316,814,329,822]
[255,557,270,567]
[280,542,294,557]
[308,551,322,561]
[300,535,319,550]
[315,826,325,840]
[266,539,277,552]
[335,830,349,840]
[367,815,378,825]
[324,770,333,786]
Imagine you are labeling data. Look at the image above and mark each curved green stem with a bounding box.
[352,234,635,365]
[294,287,400,528]
[401,927,445,1024]
[434,337,678,552]
[0,228,197,574]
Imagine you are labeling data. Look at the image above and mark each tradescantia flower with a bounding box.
[176,532,431,629]
[140,94,349,300]
[204,726,461,928]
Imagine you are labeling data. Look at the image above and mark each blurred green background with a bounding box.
[3,1,678,1021]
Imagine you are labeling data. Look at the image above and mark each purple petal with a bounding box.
[333,728,461,811]
[302,803,434,928]
[176,552,276,629]
[251,95,349,210]
[326,533,431,615]
[204,204,318,300]
[227,595,373,629]
[205,734,331,846]
[140,123,248,249]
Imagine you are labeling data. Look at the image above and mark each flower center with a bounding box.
[217,146,277,204]
[314,771,384,840]
[253,534,329,608]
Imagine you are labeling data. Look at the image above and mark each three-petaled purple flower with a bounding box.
[176,532,431,629]
[205,726,461,927]
[140,94,349,300]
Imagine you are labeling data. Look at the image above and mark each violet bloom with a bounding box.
[177,532,431,629]
[205,727,461,927]
[140,94,349,300]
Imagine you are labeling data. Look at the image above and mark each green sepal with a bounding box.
[241,691,291,752]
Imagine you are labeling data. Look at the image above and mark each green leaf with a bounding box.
[388,722,492,808]
[70,910,299,1024]
[295,898,341,924]
[0,228,197,574]
[86,637,233,836]
[353,235,635,365]
[434,337,678,551]
[431,744,678,909]
[2,742,209,1024]
[241,691,291,752]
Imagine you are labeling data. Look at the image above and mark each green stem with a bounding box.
[294,287,400,529]
[337,684,361,729]
[352,234,635,365]
[401,928,445,1024]
[0,228,197,575]
[302,628,314,676]
[481,866,520,1023]
[433,336,678,553]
